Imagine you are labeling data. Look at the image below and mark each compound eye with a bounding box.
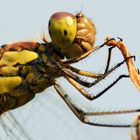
[48,12,77,49]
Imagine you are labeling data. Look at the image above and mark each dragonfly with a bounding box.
[0,12,140,139]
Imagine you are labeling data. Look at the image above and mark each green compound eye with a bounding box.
[48,12,77,49]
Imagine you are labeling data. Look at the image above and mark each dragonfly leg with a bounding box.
[104,46,115,73]
[64,65,102,78]
[63,55,134,87]
[54,82,138,127]
[62,56,134,89]
[104,37,124,73]
[65,74,129,100]
[60,38,115,65]
[65,46,115,78]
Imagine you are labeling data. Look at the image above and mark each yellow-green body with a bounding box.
[0,42,63,115]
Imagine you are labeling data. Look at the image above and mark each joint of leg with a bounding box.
[64,94,68,98]
[103,37,115,46]
[126,55,136,61]
[120,74,129,78]
[79,115,89,123]
[86,95,95,101]
[109,46,116,51]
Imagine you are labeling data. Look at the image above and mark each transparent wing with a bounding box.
[0,81,140,140]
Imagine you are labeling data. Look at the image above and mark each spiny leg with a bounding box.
[61,55,135,88]
[104,37,126,74]
[60,38,115,65]
[61,37,130,81]
[64,65,102,78]
[104,37,123,73]
[62,56,134,89]
[65,46,115,79]
[65,74,129,100]
[61,57,133,101]
[54,82,139,127]
[104,46,115,73]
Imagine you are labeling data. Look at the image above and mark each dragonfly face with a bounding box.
[49,12,77,50]
[48,12,96,58]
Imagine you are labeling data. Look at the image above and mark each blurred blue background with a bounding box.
[0,0,140,140]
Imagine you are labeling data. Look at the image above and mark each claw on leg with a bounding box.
[104,36,140,91]
[117,37,123,42]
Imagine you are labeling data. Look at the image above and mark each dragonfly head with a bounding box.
[48,12,96,58]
